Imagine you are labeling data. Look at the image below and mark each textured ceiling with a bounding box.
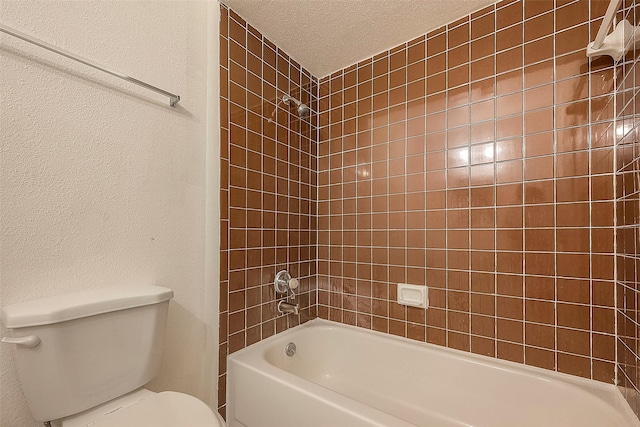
[223,0,498,78]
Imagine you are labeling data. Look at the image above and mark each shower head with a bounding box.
[267,93,311,124]
[296,103,311,118]
[282,94,310,118]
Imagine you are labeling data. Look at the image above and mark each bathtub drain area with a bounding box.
[285,342,296,357]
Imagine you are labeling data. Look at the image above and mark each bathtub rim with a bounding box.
[228,318,639,426]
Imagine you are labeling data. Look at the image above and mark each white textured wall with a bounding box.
[0,1,219,426]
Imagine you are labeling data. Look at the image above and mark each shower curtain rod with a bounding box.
[0,23,181,107]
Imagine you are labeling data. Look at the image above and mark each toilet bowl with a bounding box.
[58,389,225,427]
[53,389,225,427]
[0,285,226,426]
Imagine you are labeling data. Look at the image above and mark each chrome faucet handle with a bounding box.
[274,270,300,296]
[274,270,292,294]
[288,277,299,300]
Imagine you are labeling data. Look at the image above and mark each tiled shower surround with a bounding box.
[219,0,640,418]
[318,0,616,381]
[616,2,640,415]
[218,4,318,415]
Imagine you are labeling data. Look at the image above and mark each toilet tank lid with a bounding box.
[1,285,174,328]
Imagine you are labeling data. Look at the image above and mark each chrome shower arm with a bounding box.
[282,94,301,106]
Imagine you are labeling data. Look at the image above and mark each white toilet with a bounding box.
[1,285,226,427]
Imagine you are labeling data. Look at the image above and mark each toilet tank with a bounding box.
[0,285,174,422]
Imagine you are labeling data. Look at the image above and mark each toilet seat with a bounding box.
[61,390,224,427]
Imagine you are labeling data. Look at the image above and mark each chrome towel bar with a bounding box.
[0,23,180,107]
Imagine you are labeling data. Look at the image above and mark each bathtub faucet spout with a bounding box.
[277,300,299,315]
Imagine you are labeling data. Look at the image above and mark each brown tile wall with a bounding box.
[317,0,618,382]
[219,3,318,415]
[220,0,640,419]
[616,1,640,416]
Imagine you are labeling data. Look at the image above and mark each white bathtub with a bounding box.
[227,319,639,427]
